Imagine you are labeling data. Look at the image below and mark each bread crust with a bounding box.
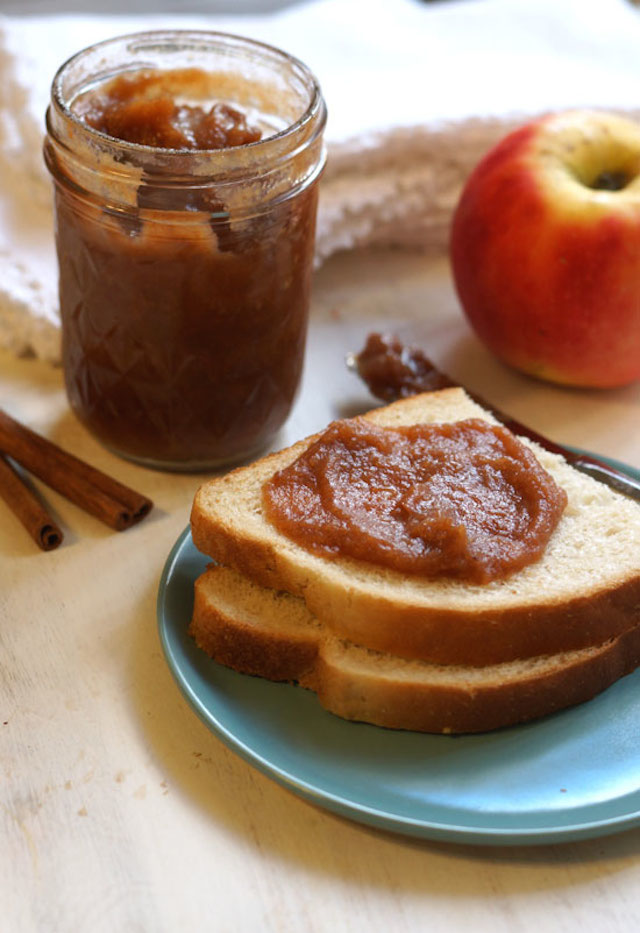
[190,577,319,682]
[190,567,640,734]
[309,627,640,733]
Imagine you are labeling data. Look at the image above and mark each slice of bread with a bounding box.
[189,565,640,734]
[191,388,640,666]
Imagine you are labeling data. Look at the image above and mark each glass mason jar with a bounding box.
[44,31,326,471]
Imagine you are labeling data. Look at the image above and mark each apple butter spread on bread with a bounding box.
[262,416,567,584]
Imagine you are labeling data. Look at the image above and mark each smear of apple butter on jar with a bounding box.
[262,417,568,583]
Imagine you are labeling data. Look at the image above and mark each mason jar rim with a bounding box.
[49,28,326,163]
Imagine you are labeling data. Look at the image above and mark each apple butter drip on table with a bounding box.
[351,332,454,401]
[262,418,568,584]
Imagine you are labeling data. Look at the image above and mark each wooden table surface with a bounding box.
[2,249,640,933]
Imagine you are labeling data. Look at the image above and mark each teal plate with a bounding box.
[157,453,640,846]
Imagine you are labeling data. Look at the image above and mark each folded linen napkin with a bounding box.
[2,0,640,362]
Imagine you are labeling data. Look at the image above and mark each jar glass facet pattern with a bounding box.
[45,31,326,470]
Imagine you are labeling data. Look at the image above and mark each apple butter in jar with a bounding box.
[44,31,326,470]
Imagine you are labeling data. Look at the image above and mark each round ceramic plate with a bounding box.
[157,454,640,846]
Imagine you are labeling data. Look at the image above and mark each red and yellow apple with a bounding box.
[450,109,640,388]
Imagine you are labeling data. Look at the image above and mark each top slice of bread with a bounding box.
[190,388,640,666]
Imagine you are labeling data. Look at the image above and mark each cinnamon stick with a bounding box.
[0,408,153,531]
[0,453,63,550]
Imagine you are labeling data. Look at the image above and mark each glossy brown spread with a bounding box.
[55,68,318,467]
[74,69,262,149]
[353,332,452,401]
[263,417,568,583]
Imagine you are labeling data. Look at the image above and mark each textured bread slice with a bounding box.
[189,565,640,734]
[191,388,640,666]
